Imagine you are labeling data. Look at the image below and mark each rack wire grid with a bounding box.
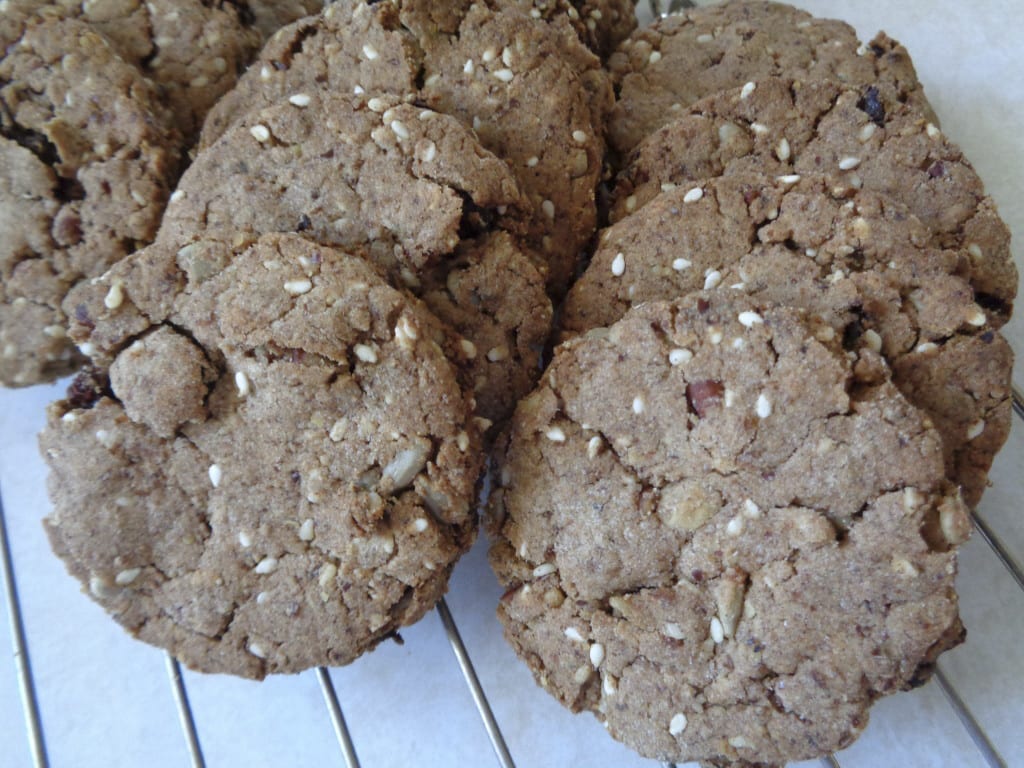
[3,1,1024,767]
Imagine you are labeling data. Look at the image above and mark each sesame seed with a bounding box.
[248,643,266,659]
[254,556,278,575]
[859,123,877,142]
[104,281,124,310]
[482,48,496,63]
[572,129,587,143]
[486,345,509,362]
[390,120,410,140]
[776,174,801,185]
[704,270,722,290]
[493,69,515,82]
[775,137,791,161]
[967,420,986,440]
[249,124,271,142]
[284,278,312,295]
[413,518,429,533]
[669,713,688,736]
[421,140,437,162]
[683,187,704,203]
[603,674,618,695]
[838,156,861,171]
[611,252,626,276]
[966,307,987,326]
[546,426,566,443]
[863,329,883,353]
[354,344,378,363]
[367,97,386,112]
[169,189,185,203]
[209,464,222,487]
[724,389,736,407]
[926,123,941,139]
[526,156,539,167]
[625,195,637,212]
[751,122,769,135]
[738,311,763,328]
[395,316,419,347]
[460,338,477,359]
[464,58,474,74]
[590,643,605,668]
[669,348,693,365]
[726,516,744,535]
[238,531,252,547]
[115,568,141,586]
[709,329,723,345]
[710,617,725,643]
[660,182,677,192]
[632,396,645,415]
[259,65,271,81]
[542,199,555,219]
[967,243,983,259]
[362,43,379,60]
[664,622,685,639]
[587,436,602,459]
[456,432,470,452]
[915,342,938,353]
[256,591,268,604]
[564,627,583,641]
[696,33,714,43]
[756,393,772,419]
[235,371,250,397]
[79,341,96,356]
[744,499,762,518]
[532,563,556,578]
[740,81,756,99]
[298,519,315,541]
[502,46,513,66]
[672,257,691,271]
[353,85,365,95]
[289,93,311,107]
[648,50,662,64]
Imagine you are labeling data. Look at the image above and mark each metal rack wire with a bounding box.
[2,3,1023,767]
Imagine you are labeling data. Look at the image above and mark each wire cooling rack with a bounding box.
[3,2,1024,767]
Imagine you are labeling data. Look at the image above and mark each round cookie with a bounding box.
[0,0,266,140]
[42,233,483,679]
[607,0,934,156]
[490,293,969,766]
[0,16,177,387]
[125,91,551,427]
[609,77,1016,325]
[565,174,1012,508]
[199,0,609,296]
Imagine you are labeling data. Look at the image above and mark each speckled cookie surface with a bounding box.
[607,0,933,156]
[501,0,637,57]
[0,0,266,139]
[0,16,176,387]
[200,0,608,296]
[142,91,550,426]
[566,174,1012,507]
[42,233,483,678]
[490,293,968,766]
[609,77,1016,325]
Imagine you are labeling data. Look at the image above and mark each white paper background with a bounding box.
[2,2,1023,767]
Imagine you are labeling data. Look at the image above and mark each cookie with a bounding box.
[566,174,1012,507]
[502,0,638,58]
[609,77,1016,326]
[607,0,934,156]
[238,0,325,39]
[200,0,609,296]
[42,233,483,679]
[490,292,969,766]
[1,0,266,139]
[0,16,177,387]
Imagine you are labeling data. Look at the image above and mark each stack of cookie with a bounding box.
[489,1,1015,766]
[26,0,641,679]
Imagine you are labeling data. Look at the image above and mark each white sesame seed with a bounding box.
[493,68,514,82]
[526,156,539,167]
[696,33,714,43]
[289,93,311,107]
[738,311,763,328]
[501,46,513,66]
[966,307,987,327]
[649,50,662,64]
[709,329,723,345]
[353,344,377,364]
[776,174,801,185]
[756,393,772,419]
[744,499,762,519]
[249,124,271,142]
[669,713,688,736]
[775,137,791,161]
[362,43,379,60]
[367,97,386,112]
[915,342,938,353]
[859,123,877,142]
[235,371,250,397]
[259,65,271,81]
[572,129,587,144]
[704,270,722,290]
[238,531,252,548]
[672,257,691,271]
[209,464,222,487]
[486,345,509,362]
[104,281,124,310]
[587,436,602,459]
[390,120,410,140]
[724,389,736,407]
[967,243,984,259]
[79,341,95,356]
[625,195,637,212]
[564,627,583,641]
[838,156,861,171]
[726,516,744,535]
[740,81,756,99]
[248,642,266,659]
[731,338,745,351]
[482,47,497,63]
[533,563,556,578]
[254,556,278,575]
[115,568,141,586]
[632,396,645,415]
[590,643,605,668]
[353,85,365,95]
[463,58,474,74]
[169,189,185,203]
[669,348,693,366]
[660,182,677,193]
[546,426,566,443]
[421,140,437,162]
[413,517,429,533]
[683,186,704,203]
[967,420,986,440]
[298,519,315,541]
[664,622,685,639]
[284,278,312,295]
[710,617,725,643]
[542,199,555,219]
[926,122,941,139]
[460,339,477,359]
[256,591,268,605]
[751,122,769,135]
[456,431,470,452]
[863,329,883,353]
